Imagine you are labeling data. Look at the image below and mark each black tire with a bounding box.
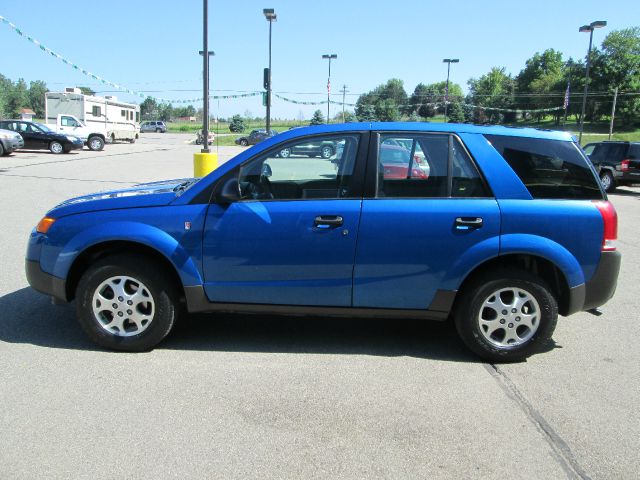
[600,170,615,193]
[239,139,248,146]
[0,142,4,156]
[320,145,334,159]
[156,128,161,133]
[49,141,64,154]
[129,138,136,144]
[279,148,291,158]
[75,254,180,351]
[454,269,558,363]
[88,136,105,151]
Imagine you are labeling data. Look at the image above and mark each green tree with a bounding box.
[355,78,408,121]
[515,49,565,123]
[28,80,48,118]
[140,97,158,120]
[409,81,463,119]
[447,102,465,123]
[229,114,246,133]
[157,103,173,122]
[78,86,96,96]
[593,27,640,126]
[0,74,12,118]
[467,67,515,123]
[5,78,28,118]
[310,109,325,125]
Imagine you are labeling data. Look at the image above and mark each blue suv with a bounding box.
[25,123,621,361]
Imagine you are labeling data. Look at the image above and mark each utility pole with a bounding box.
[322,54,337,123]
[609,87,618,140]
[341,85,348,123]
[578,20,607,143]
[201,0,210,154]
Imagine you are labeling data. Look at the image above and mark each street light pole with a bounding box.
[578,20,606,144]
[263,9,277,133]
[442,58,459,123]
[201,0,210,153]
[322,54,337,123]
[199,49,215,149]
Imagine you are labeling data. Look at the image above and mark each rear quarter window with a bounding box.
[485,135,603,200]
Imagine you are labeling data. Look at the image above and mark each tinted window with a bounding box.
[238,134,360,200]
[486,135,602,200]
[377,134,489,198]
[590,143,627,164]
[628,144,640,159]
[92,106,101,117]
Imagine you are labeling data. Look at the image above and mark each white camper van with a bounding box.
[45,88,140,151]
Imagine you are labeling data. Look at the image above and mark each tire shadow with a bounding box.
[0,287,492,363]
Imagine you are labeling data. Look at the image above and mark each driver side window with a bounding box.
[238,134,360,201]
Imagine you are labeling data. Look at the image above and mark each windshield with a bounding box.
[34,122,53,133]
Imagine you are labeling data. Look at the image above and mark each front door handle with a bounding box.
[455,217,483,229]
[314,215,344,228]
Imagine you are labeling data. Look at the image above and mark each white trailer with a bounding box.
[45,88,140,150]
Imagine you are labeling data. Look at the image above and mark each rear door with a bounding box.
[353,132,500,310]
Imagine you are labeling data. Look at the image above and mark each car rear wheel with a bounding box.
[600,170,615,193]
[279,148,291,158]
[76,254,179,351]
[321,146,334,159]
[240,139,248,146]
[0,142,4,156]
[454,269,558,362]
[49,141,64,154]
[88,136,105,151]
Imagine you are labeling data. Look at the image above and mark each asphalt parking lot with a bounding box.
[1,132,638,479]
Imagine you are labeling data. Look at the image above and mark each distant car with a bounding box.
[379,144,428,179]
[235,129,277,146]
[140,121,167,133]
[0,128,24,156]
[585,141,640,192]
[278,140,336,159]
[0,120,84,154]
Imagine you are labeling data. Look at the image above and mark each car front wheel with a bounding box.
[321,146,334,159]
[454,269,558,362]
[76,255,179,351]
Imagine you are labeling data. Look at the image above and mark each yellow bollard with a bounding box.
[193,152,218,177]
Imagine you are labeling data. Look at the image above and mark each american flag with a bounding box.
[563,83,570,110]
[327,79,331,94]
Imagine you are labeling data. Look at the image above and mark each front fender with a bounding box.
[500,233,584,287]
[46,221,203,286]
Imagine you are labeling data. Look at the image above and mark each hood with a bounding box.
[48,178,198,218]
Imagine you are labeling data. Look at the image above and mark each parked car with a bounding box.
[278,140,337,159]
[0,120,84,154]
[0,128,24,155]
[25,123,620,362]
[140,121,167,133]
[584,141,640,192]
[235,129,277,146]
[379,143,428,179]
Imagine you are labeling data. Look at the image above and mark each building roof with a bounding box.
[21,108,36,115]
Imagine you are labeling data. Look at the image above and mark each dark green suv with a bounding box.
[585,141,640,192]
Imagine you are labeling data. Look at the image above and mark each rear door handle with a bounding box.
[455,217,483,229]
[314,215,344,228]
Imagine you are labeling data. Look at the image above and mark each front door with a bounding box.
[202,132,367,306]
[354,132,501,309]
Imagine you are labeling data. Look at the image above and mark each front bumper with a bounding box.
[25,259,68,302]
[68,140,84,150]
[2,136,24,152]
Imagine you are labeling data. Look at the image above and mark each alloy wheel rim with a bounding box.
[601,174,611,190]
[322,147,332,158]
[477,287,540,348]
[90,138,101,150]
[52,143,62,153]
[92,275,155,337]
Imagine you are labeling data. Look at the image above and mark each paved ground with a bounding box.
[0,133,638,479]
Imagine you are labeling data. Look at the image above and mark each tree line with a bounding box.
[354,27,639,127]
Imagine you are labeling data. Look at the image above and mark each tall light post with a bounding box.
[442,58,459,123]
[201,0,211,154]
[578,20,606,143]
[322,54,337,123]
[199,49,215,150]
[263,8,277,133]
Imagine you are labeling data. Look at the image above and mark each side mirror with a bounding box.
[216,177,240,204]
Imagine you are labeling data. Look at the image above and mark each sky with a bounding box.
[1,0,638,120]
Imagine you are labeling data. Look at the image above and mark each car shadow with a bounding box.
[611,187,640,198]
[0,287,495,363]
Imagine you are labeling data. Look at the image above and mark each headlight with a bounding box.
[0,132,10,140]
[66,135,78,142]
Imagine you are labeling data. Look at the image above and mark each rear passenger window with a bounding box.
[377,134,490,198]
[486,135,602,200]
